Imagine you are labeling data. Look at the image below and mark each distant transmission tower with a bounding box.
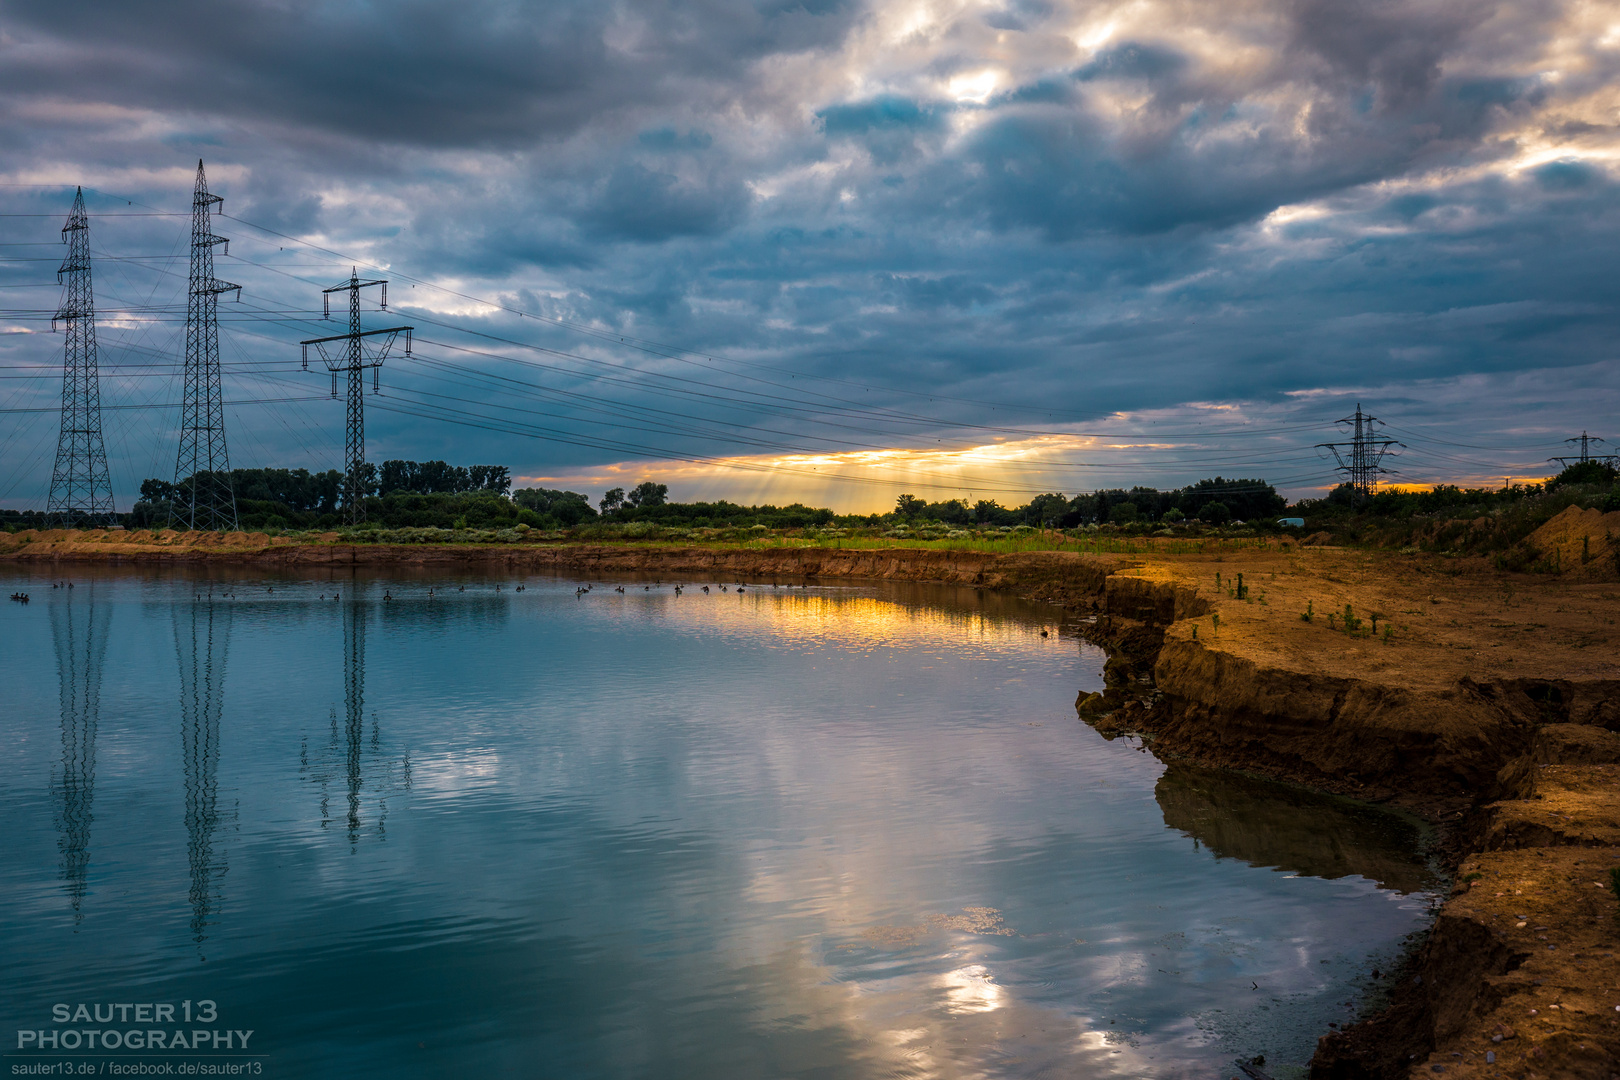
[1317,404,1402,506]
[46,188,116,526]
[300,271,412,524]
[1549,431,1617,469]
[172,160,241,532]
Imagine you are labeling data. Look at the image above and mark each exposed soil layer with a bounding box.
[7,526,1620,1077]
[0,528,1123,609]
[1067,531,1620,1078]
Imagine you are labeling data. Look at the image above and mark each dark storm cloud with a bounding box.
[1,0,1617,508]
[0,0,859,148]
[580,163,751,242]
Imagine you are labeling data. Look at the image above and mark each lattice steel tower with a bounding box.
[1549,431,1616,469]
[1317,403,1402,506]
[47,188,116,526]
[172,160,241,532]
[300,272,412,524]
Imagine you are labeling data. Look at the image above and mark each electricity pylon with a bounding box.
[46,188,115,527]
[1549,431,1616,469]
[300,271,412,524]
[171,160,241,533]
[1317,404,1402,506]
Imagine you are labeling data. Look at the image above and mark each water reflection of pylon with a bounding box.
[51,588,109,926]
[343,596,366,844]
[175,597,235,948]
[303,591,409,850]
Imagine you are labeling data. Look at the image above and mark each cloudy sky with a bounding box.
[2,0,1617,512]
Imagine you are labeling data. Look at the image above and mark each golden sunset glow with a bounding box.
[519,431,1216,513]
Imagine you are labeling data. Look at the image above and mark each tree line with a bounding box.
[890,478,1287,527]
[127,461,515,530]
[12,467,1294,532]
[21,460,1610,539]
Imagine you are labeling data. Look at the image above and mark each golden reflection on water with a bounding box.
[941,965,1002,1014]
[632,588,1061,657]
[732,944,1153,1080]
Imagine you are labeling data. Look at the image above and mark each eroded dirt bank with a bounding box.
[7,524,1620,1076]
[0,527,1124,609]
[1074,522,1620,1078]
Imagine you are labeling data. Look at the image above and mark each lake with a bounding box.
[0,569,1437,1078]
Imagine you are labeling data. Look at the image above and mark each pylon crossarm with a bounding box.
[363,328,411,363]
[198,279,241,299]
[322,278,387,294]
[299,326,408,349]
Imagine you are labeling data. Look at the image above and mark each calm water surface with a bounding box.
[0,569,1438,1078]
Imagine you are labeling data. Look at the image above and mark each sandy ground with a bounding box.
[1080,510,1620,1077]
[1123,542,1620,690]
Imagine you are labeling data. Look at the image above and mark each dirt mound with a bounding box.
[1529,505,1620,581]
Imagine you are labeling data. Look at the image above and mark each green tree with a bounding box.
[467,465,511,495]
[1550,461,1618,488]
[139,478,178,503]
[1108,501,1139,524]
[1025,492,1068,526]
[600,488,625,513]
[350,461,380,499]
[973,499,1007,524]
[626,481,669,508]
[513,488,597,525]
[1200,501,1232,524]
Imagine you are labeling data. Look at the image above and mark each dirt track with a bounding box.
[6,516,1620,1077]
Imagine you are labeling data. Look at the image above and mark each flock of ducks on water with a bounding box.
[580,581,813,597]
[12,580,75,602]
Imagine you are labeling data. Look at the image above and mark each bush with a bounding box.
[1549,461,1618,489]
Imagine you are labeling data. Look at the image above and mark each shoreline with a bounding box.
[6,528,1620,1076]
